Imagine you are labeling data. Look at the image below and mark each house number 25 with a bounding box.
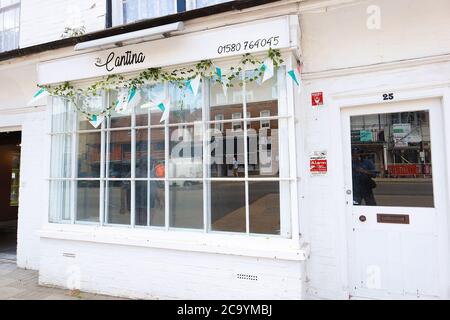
[383,93,394,101]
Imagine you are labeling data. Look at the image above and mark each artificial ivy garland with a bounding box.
[39,48,284,119]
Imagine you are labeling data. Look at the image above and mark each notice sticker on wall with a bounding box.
[310,151,328,175]
[311,92,324,107]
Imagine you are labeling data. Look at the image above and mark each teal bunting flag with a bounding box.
[288,70,300,86]
[216,66,222,79]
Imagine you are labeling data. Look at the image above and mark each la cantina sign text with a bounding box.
[95,50,146,72]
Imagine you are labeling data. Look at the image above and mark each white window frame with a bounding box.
[0,0,20,52]
[48,57,296,240]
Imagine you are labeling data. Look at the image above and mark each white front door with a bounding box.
[342,98,448,299]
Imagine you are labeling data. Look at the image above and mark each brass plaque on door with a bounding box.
[377,214,410,224]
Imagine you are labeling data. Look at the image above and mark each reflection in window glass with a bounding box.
[249,181,280,235]
[109,90,132,128]
[135,180,165,227]
[170,181,203,229]
[108,130,131,178]
[49,64,289,237]
[76,181,100,222]
[77,132,101,178]
[350,110,434,207]
[209,78,243,121]
[208,124,244,178]
[169,83,202,123]
[136,84,166,126]
[247,120,279,177]
[107,181,131,225]
[169,125,203,178]
[246,70,278,117]
[210,182,246,233]
[77,94,106,130]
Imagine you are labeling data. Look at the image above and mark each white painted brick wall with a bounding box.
[16,110,48,270]
[19,0,106,48]
[39,238,305,299]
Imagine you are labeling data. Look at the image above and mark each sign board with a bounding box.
[310,151,327,175]
[38,16,298,85]
[393,123,422,144]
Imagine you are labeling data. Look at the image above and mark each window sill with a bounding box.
[38,224,310,261]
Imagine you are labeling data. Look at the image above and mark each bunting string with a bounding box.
[34,48,296,124]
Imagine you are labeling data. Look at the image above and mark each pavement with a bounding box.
[0,261,125,300]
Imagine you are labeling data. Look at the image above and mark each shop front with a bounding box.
[36,15,308,299]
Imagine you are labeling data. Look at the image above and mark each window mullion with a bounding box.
[131,98,136,228]
[105,117,111,225]
[284,58,299,241]
[70,104,78,224]
[164,82,170,231]
[147,124,151,227]
[243,78,250,235]
[202,77,209,233]
[99,116,106,226]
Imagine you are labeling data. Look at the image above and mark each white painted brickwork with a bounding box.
[2,0,450,299]
[39,238,305,299]
[19,0,106,48]
[0,109,48,271]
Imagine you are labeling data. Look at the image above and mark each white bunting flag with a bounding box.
[88,115,105,128]
[159,99,171,123]
[261,58,274,83]
[127,87,141,109]
[28,88,50,107]
[115,91,129,114]
[221,77,229,97]
[189,74,201,97]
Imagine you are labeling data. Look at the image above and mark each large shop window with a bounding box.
[49,67,291,237]
[0,0,20,52]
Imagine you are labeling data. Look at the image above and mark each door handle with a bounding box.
[359,215,367,222]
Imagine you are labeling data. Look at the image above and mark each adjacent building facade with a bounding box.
[1,0,450,299]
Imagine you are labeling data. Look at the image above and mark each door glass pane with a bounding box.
[350,110,434,207]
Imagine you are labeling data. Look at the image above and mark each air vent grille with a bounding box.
[236,273,258,281]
